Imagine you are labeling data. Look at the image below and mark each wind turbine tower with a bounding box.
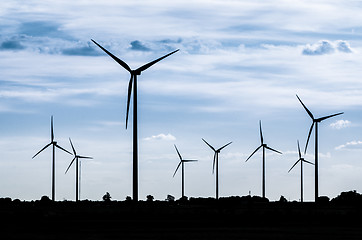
[32,116,72,201]
[92,39,179,201]
[296,94,343,202]
[288,140,314,202]
[202,138,232,200]
[245,120,282,199]
[65,138,93,202]
[173,144,197,198]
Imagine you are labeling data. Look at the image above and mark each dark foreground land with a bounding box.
[2,194,362,240]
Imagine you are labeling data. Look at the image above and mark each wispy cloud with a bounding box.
[330,120,351,129]
[302,40,353,55]
[130,40,151,51]
[336,141,362,150]
[143,133,176,141]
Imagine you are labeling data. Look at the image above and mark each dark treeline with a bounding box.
[2,191,362,240]
[1,189,362,205]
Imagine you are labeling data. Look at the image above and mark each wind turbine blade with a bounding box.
[202,138,216,151]
[69,138,76,155]
[296,94,314,120]
[304,122,314,154]
[55,144,73,155]
[302,159,314,165]
[51,116,54,142]
[317,112,344,122]
[125,75,133,129]
[297,140,301,159]
[217,142,232,152]
[173,162,182,177]
[78,156,93,159]
[32,143,52,159]
[182,159,198,162]
[288,160,300,173]
[265,146,282,154]
[135,49,179,73]
[91,39,132,72]
[174,144,182,161]
[212,153,216,174]
[245,145,262,162]
[259,120,264,144]
[65,157,76,174]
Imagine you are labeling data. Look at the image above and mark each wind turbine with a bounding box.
[296,94,343,202]
[32,116,72,201]
[91,39,179,201]
[65,138,93,202]
[202,138,232,200]
[173,145,197,198]
[288,140,314,202]
[245,120,282,199]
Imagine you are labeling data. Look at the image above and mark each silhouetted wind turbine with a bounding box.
[65,138,93,202]
[245,120,282,199]
[296,94,343,202]
[202,138,232,200]
[32,116,72,201]
[173,145,197,198]
[288,140,314,202]
[91,39,179,201]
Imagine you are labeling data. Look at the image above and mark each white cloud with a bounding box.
[330,120,351,129]
[143,133,176,141]
[302,40,353,55]
[335,141,362,150]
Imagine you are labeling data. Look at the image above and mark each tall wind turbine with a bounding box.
[91,39,179,201]
[288,140,314,202]
[245,120,282,199]
[296,94,343,202]
[173,145,197,198]
[202,138,232,200]
[32,116,72,201]
[65,138,93,202]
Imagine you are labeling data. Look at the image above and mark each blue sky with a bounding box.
[1,0,362,201]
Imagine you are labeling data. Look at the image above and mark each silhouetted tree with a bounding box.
[317,196,329,204]
[146,195,154,202]
[331,190,362,205]
[125,196,132,202]
[40,195,51,202]
[166,195,175,202]
[279,195,288,203]
[103,192,111,202]
[0,197,12,205]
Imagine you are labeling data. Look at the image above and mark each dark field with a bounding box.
[2,195,362,240]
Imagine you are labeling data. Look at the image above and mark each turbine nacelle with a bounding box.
[131,70,141,76]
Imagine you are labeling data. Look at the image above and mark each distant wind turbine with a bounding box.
[91,39,179,201]
[65,138,93,202]
[288,140,314,202]
[245,120,282,199]
[202,138,232,200]
[173,145,197,198]
[296,94,343,202]
[32,116,72,201]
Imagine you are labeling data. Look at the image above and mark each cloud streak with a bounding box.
[336,141,362,150]
[302,40,353,55]
[330,120,351,129]
[143,133,176,141]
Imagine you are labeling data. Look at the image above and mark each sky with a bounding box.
[1,0,362,202]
